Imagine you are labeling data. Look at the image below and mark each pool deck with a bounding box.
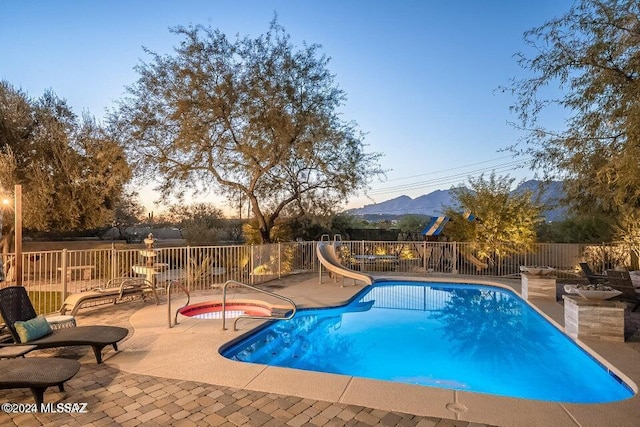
[4,272,640,426]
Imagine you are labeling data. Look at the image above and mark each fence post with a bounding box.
[423,241,427,273]
[278,242,281,279]
[318,241,326,284]
[61,249,68,300]
[111,243,117,282]
[250,245,255,285]
[451,242,458,274]
[186,246,191,291]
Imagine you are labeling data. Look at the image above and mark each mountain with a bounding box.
[348,180,566,221]
[348,190,454,217]
[514,180,567,221]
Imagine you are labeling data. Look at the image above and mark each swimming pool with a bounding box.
[222,281,634,403]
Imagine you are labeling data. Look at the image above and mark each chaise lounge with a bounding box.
[59,277,159,316]
[0,286,129,363]
[606,270,640,312]
[579,262,608,284]
[0,357,80,408]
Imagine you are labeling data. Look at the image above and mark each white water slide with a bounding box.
[316,241,373,285]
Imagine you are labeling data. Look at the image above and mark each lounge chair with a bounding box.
[0,357,80,408]
[0,286,128,363]
[579,262,607,284]
[605,270,640,312]
[59,277,159,316]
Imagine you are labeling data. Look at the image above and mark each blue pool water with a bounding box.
[221,281,634,403]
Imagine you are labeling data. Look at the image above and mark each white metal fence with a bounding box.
[334,240,634,276]
[0,242,319,315]
[0,240,634,315]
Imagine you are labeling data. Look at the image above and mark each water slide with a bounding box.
[316,242,373,285]
[462,251,489,272]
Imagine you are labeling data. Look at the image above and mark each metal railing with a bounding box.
[167,280,190,328]
[221,280,297,331]
[0,240,635,315]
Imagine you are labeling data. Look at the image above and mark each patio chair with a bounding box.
[0,357,80,408]
[605,270,640,312]
[0,286,128,363]
[579,262,608,285]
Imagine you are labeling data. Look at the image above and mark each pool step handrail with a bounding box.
[167,280,190,328]
[222,280,297,331]
[320,234,342,244]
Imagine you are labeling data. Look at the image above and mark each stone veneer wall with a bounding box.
[563,295,626,342]
[521,273,556,300]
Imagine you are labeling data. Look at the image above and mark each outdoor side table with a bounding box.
[0,344,37,359]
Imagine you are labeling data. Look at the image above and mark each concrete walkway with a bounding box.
[3,272,640,426]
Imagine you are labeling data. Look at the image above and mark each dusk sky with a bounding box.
[1,1,572,216]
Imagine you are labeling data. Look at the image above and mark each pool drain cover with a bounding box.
[446,402,468,414]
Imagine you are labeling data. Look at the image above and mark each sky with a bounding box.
[0,0,572,217]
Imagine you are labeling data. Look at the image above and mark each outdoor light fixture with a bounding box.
[0,184,22,285]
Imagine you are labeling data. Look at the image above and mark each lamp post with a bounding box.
[0,185,20,284]
[14,184,22,286]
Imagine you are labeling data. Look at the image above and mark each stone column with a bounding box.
[521,273,556,300]
[563,295,626,342]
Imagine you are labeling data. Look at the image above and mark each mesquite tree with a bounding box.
[113,20,382,243]
[508,0,640,215]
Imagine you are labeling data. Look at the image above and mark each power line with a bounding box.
[368,158,532,196]
[369,160,530,195]
[383,154,519,182]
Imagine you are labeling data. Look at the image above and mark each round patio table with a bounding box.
[0,358,80,408]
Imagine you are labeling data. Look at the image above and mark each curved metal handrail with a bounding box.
[167,280,190,328]
[222,280,297,331]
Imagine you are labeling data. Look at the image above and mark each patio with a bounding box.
[3,272,640,426]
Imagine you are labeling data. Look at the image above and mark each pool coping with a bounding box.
[106,274,640,427]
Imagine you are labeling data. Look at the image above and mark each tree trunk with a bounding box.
[1,232,12,282]
[248,197,273,244]
[259,227,272,244]
[1,233,11,256]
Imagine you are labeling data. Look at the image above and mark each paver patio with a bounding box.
[2,272,639,426]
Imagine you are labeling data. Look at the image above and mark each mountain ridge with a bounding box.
[348,180,566,221]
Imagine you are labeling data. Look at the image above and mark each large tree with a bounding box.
[508,0,640,214]
[0,81,131,253]
[445,173,543,262]
[112,20,382,243]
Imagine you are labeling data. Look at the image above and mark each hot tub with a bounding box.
[178,301,272,319]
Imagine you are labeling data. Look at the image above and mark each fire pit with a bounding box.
[564,284,622,301]
[520,266,555,276]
